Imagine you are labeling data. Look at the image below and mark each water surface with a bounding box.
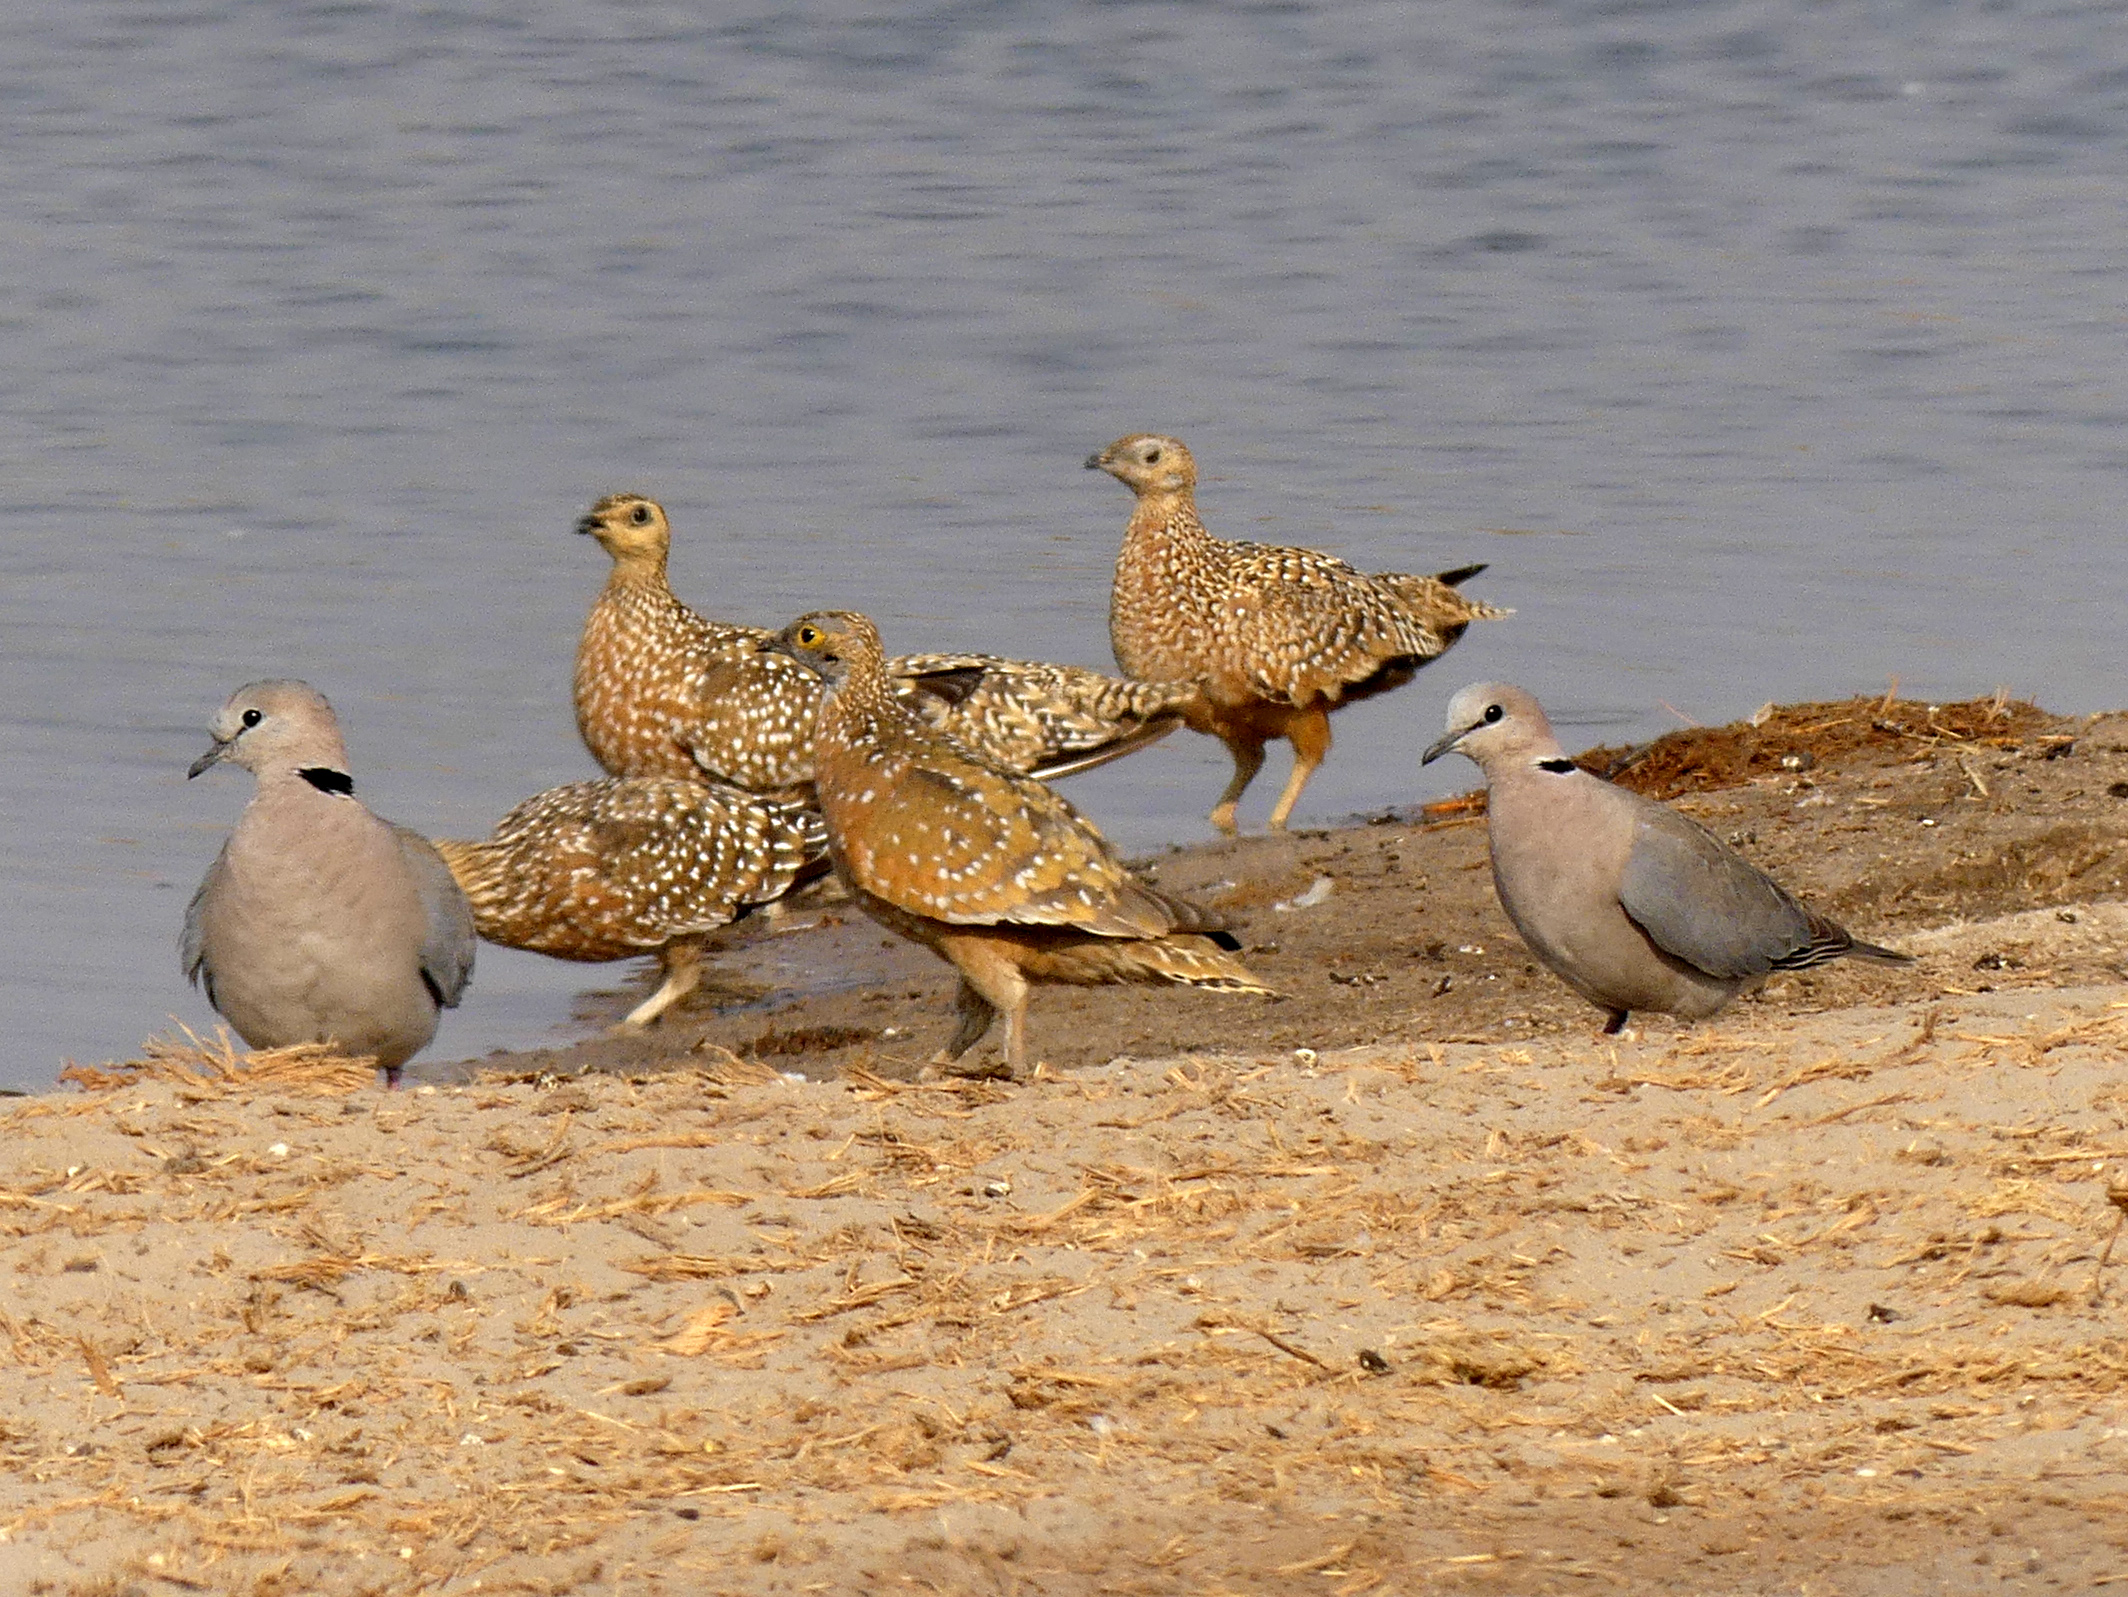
[7,0,2127,1086]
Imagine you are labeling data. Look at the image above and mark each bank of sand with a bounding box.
[7,695,2128,1594]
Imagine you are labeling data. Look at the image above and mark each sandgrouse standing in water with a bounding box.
[432,776,827,1030]
[1088,434,1507,833]
[766,610,1273,1077]
[572,493,1198,798]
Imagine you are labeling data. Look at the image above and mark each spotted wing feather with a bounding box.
[436,778,824,961]
[893,653,1197,777]
[669,633,823,792]
[1217,541,1451,704]
[818,716,1182,939]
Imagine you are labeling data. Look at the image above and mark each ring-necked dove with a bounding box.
[1423,683,1910,1033]
[182,681,475,1084]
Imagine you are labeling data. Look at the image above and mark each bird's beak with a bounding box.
[1083,451,1107,470]
[1420,725,1470,767]
[760,634,815,672]
[573,513,600,536]
[187,740,229,779]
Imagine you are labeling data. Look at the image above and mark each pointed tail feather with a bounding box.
[1027,715,1181,780]
[1135,882,1239,942]
[1772,913,1914,972]
[1373,570,1514,629]
[1844,937,1914,966]
[1125,935,1277,996]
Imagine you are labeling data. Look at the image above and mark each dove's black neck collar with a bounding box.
[1536,758,1578,775]
[299,767,355,796]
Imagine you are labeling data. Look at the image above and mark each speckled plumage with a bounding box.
[434,777,827,1029]
[767,610,1272,1077]
[892,653,1198,779]
[183,681,475,1085]
[1088,434,1510,833]
[573,493,1196,796]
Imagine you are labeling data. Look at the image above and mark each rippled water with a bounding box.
[7,0,2127,1087]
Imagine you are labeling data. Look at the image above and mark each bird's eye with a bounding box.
[1482,703,1503,724]
[1144,448,1162,463]
[629,504,651,526]
[797,625,820,645]
[241,708,263,729]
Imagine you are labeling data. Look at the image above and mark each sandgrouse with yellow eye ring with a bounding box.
[766,609,1274,1077]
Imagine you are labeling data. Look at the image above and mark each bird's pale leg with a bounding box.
[1265,707,1332,832]
[620,941,703,1029]
[934,942,1030,1079]
[1209,733,1267,835]
[1001,991,1031,1078]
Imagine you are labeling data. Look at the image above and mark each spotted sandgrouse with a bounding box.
[433,776,828,1029]
[573,493,1196,796]
[1087,434,1508,833]
[766,610,1273,1076]
[183,681,475,1085]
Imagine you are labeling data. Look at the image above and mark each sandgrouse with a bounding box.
[1088,434,1507,833]
[433,776,828,1029]
[766,610,1273,1076]
[573,492,1197,797]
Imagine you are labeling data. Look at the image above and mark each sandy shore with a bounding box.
[7,695,2128,1593]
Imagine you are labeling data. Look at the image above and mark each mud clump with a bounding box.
[1577,692,2061,800]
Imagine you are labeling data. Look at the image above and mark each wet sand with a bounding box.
[7,696,2128,1593]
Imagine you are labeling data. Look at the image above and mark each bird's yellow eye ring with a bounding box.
[797,625,820,646]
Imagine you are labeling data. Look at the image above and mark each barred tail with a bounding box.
[1840,934,1913,966]
[1771,912,1914,972]
[428,838,507,938]
[1375,570,1514,629]
[1125,935,1278,996]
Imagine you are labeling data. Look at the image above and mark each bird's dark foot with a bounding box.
[925,1051,1016,1083]
[1601,1010,1629,1036]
